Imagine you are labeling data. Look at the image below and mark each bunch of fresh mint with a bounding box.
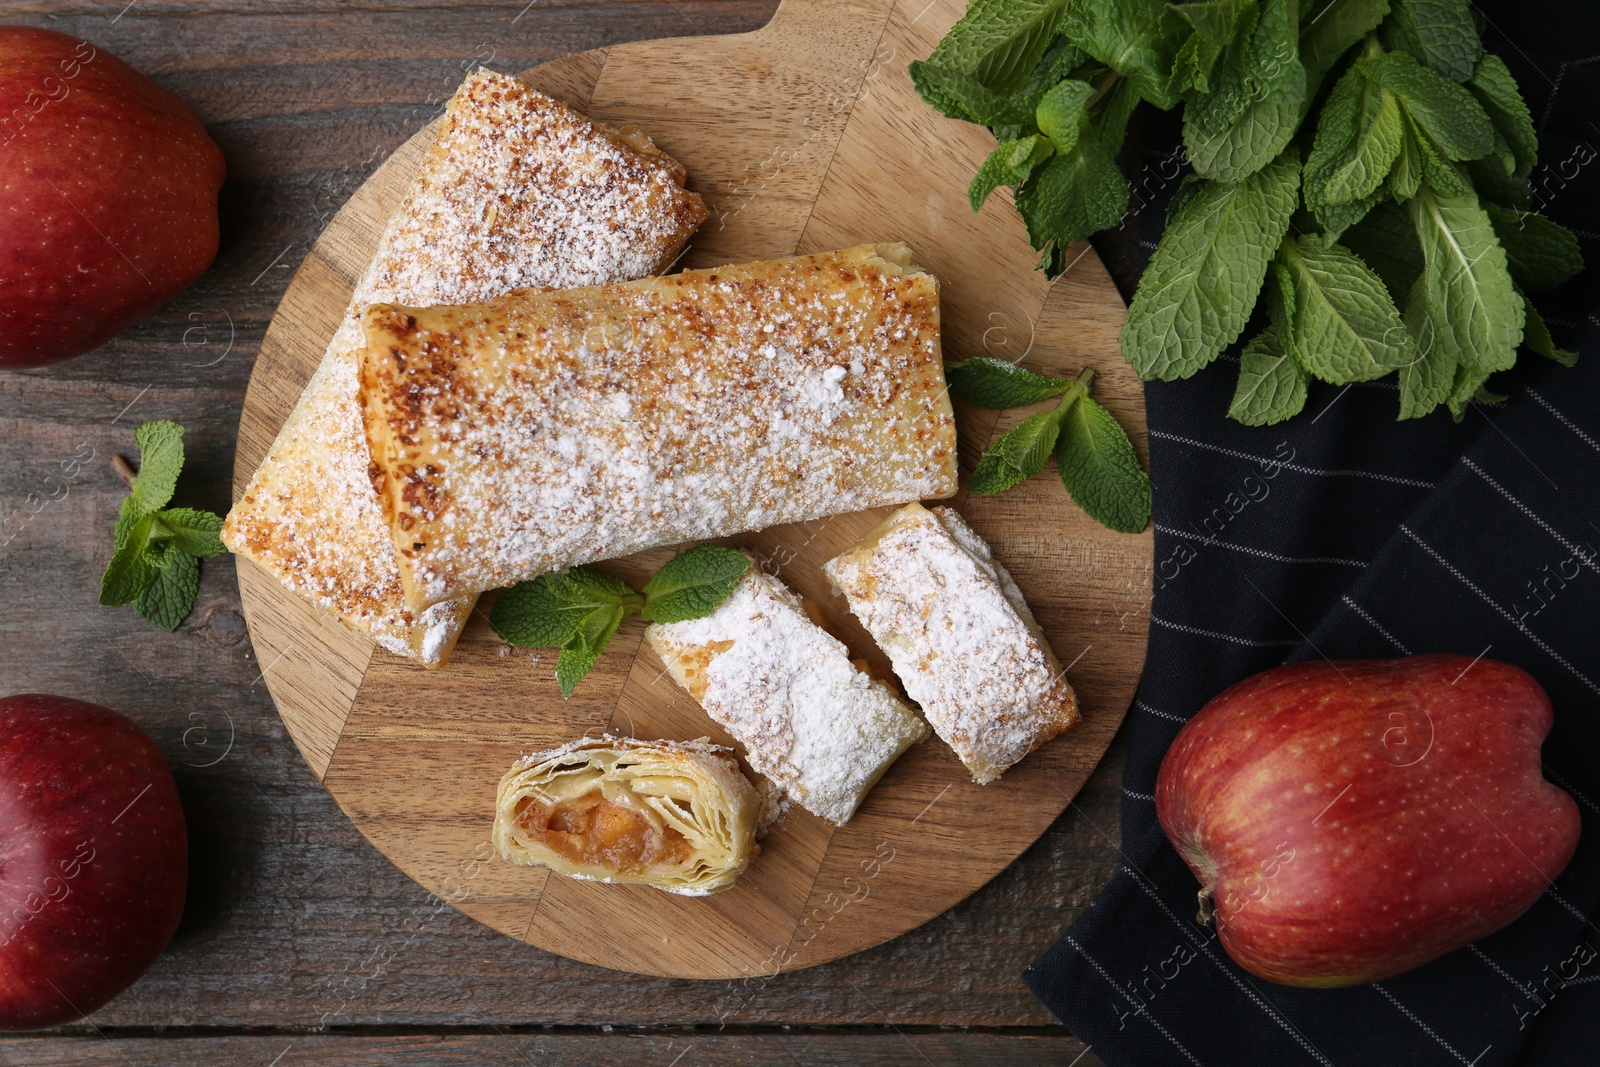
[99,421,228,631]
[490,545,752,697]
[912,0,1582,424]
[949,358,1151,532]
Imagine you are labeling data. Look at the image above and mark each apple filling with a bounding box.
[514,780,691,875]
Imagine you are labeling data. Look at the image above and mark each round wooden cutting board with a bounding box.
[233,0,1152,979]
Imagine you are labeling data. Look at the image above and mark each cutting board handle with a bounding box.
[756,0,901,48]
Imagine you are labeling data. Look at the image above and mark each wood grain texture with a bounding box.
[233,0,1150,981]
[0,1030,1092,1066]
[0,1,1142,1060]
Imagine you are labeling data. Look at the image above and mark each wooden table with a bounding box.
[0,3,1138,1063]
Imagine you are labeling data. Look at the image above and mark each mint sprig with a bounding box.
[99,421,227,632]
[952,359,1151,533]
[913,0,1583,424]
[490,545,753,698]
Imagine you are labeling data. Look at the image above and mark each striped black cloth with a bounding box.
[1024,4,1600,1064]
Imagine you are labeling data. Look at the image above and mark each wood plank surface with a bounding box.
[0,1,1146,1062]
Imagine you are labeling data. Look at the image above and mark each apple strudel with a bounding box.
[824,503,1080,784]
[355,243,958,614]
[222,69,707,666]
[645,562,929,825]
[494,736,761,895]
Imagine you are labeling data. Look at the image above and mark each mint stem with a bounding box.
[1085,71,1122,113]
[111,454,137,489]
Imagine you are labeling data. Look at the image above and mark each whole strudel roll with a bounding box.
[824,503,1080,784]
[494,736,760,896]
[646,562,929,825]
[356,243,957,614]
[222,69,707,666]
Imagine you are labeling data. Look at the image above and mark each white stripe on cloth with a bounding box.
[1526,389,1600,455]
[1062,933,1208,1067]
[1121,868,1338,1067]
[1461,457,1600,573]
[1153,524,1369,568]
[1401,525,1600,696]
[1136,699,1189,724]
[1372,983,1477,1066]
[1339,595,1413,655]
[1151,616,1298,648]
[1150,432,1438,487]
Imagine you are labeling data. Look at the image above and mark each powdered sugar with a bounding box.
[646,566,929,825]
[358,244,958,612]
[823,503,1080,784]
[222,69,706,665]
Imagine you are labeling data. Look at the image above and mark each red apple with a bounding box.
[0,694,187,1029]
[1156,655,1580,988]
[0,27,225,369]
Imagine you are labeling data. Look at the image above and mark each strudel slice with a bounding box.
[495,736,760,895]
[824,503,1080,784]
[222,69,707,666]
[356,243,957,614]
[645,563,929,825]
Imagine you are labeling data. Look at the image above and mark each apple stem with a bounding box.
[111,454,137,489]
[1196,885,1215,926]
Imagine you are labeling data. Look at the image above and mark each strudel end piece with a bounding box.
[824,502,1080,784]
[356,242,957,614]
[222,69,707,666]
[645,563,930,825]
[494,736,760,896]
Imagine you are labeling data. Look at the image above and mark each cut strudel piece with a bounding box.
[494,736,760,895]
[222,69,707,666]
[356,242,957,614]
[645,562,930,825]
[824,502,1080,784]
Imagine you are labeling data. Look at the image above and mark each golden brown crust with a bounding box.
[357,243,958,613]
[221,70,706,666]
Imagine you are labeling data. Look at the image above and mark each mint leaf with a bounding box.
[1342,200,1425,299]
[970,134,1055,211]
[1122,147,1299,380]
[1014,123,1128,274]
[1239,0,1304,106]
[1300,0,1392,89]
[1487,206,1584,292]
[1521,296,1578,367]
[135,553,199,633]
[907,63,1027,125]
[1061,0,1189,108]
[1446,362,1493,419]
[1173,0,1254,45]
[1397,281,1458,418]
[1385,108,1424,200]
[100,512,157,606]
[1090,75,1142,154]
[1408,112,1473,195]
[555,640,606,700]
[126,420,185,520]
[491,573,600,648]
[970,408,1066,495]
[1035,78,1094,143]
[1282,234,1414,382]
[925,0,1070,95]
[152,508,227,558]
[1301,68,1387,234]
[1407,188,1524,374]
[1054,396,1150,532]
[1185,97,1302,182]
[1171,32,1226,96]
[1467,154,1532,210]
[1380,0,1480,82]
[1324,85,1403,204]
[1468,54,1537,179]
[1359,51,1494,161]
[641,545,752,624]
[946,356,1074,408]
[1228,324,1309,425]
